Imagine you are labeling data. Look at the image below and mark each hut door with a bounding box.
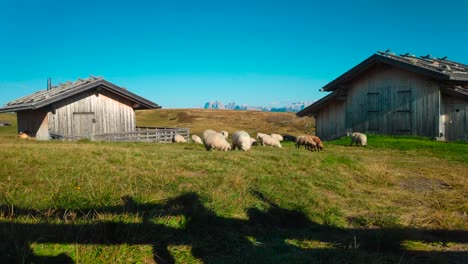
[445,104,467,141]
[393,90,412,135]
[72,112,95,139]
[367,92,381,132]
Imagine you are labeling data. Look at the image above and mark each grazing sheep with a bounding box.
[283,134,297,142]
[256,133,267,145]
[191,135,203,144]
[295,135,317,151]
[172,134,187,143]
[250,138,258,146]
[350,132,367,146]
[310,135,324,151]
[202,129,231,151]
[220,130,229,139]
[271,134,284,142]
[232,131,254,151]
[257,134,282,148]
[295,135,305,148]
[256,133,267,140]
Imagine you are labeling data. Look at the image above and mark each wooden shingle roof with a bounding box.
[322,51,468,92]
[0,76,161,113]
[297,51,468,117]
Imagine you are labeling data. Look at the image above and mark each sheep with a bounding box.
[350,132,367,147]
[256,133,267,140]
[256,133,267,145]
[191,135,203,144]
[250,138,258,146]
[271,134,284,142]
[220,130,229,139]
[232,131,254,151]
[172,134,187,143]
[202,129,231,151]
[295,135,304,148]
[295,135,317,151]
[18,131,30,139]
[257,133,282,148]
[310,135,324,151]
[283,134,297,142]
[18,131,34,139]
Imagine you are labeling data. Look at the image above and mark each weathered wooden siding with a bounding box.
[17,109,49,140]
[344,65,441,137]
[316,100,346,140]
[442,95,468,141]
[48,89,136,138]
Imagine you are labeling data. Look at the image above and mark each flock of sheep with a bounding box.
[172,130,368,151]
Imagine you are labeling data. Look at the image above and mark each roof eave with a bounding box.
[0,104,36,113]
[7,80,161,111]
[296,92,336,117]
[99,80,161,109]
[322,54,453,92]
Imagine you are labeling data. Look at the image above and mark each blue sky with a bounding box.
[1,0,467,108]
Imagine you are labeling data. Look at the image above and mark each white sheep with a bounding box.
[202,129,231,151]
[350,132,367,146]
[271,134,284,142]
[220,130,229,139]
[172,134,187,143]
[191,135,203,144]
[232,131,254,151]
[257,134,282,148]
[256,133,267,140]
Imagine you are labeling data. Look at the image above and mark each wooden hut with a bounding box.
[0,76,161,140]
[297,51,468,141]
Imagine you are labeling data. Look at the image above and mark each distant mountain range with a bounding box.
[203,101,314,113]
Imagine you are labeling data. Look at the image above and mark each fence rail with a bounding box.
[50,127,190,143]
[93,127,190,143]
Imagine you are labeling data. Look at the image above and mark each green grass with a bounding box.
[0,112,467,263]
[329,134,468,163]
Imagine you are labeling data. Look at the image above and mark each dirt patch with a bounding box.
[400,177,453,192]
[177,112,197,123]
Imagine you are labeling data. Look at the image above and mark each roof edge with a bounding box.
[0,79,161,112]
[322,53,452,92]
[296,92,336,117]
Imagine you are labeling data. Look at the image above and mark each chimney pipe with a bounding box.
[47,78,52,90]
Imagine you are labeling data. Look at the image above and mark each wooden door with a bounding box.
[367,92,381,132]
[445,104,467,141]
[393,90,412,135]
[72,112,95,138]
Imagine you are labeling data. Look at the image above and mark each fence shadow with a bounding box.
[1,191,467,263]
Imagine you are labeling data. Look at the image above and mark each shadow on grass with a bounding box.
[1,191,467,263]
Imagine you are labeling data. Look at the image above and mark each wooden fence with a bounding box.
[92,127,190,143]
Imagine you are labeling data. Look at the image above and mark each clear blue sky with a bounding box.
[1,0,467,108]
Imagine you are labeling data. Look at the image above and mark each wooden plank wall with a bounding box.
[316,101,345,140]
[318,65,442,139]
[48,88,136,138]
[17,109,49,140]
[442,95,468,141]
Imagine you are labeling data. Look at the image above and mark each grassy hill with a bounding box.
[0,111,466,263]
[136,109,315,136]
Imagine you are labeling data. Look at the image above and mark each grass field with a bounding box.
[0,111,467,263]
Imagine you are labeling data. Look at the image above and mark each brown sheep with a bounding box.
[295,135,317,151]
[310,135,324,151]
